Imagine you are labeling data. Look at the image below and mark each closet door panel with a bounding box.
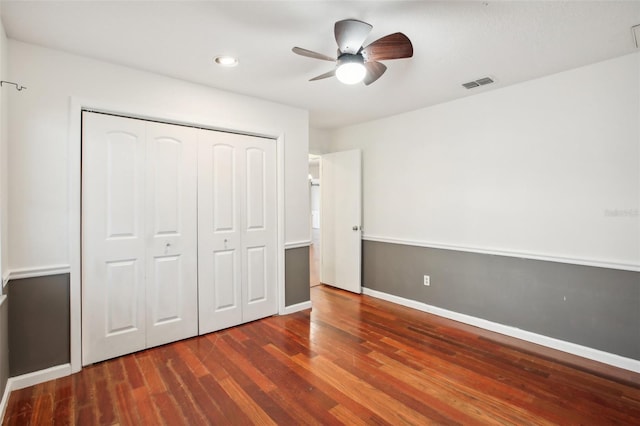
[105,259,140,334]
[246,246,267,303]
[212,144,236,232]
[213,250,240,309]
[245,148,266,230]
[145,122,198,348]
[198,134,242,333]
[152,138,181,233]
[82,112,147,365]
[151,255,181,322]
[106,136,139,237]
[241,137,278,323]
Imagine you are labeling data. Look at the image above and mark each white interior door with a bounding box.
[82,112,198,365]
[320,149,362,293]
[82,112,147,364]
[144,122,198,348]
[198,131,277,333]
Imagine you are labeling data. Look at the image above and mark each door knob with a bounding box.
[352,225,359,231]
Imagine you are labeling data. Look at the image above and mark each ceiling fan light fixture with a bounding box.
[293,19,413,85]
[335,54,366,85]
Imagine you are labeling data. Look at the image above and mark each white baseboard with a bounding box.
[281,300,312,315]
[8,364,72,391]
[362,287,640,374]
[0,363,72,423]
[0,378,11,425]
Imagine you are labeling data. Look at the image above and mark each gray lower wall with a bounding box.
[363,240,640,361]
[285,246,310,306]
[0,294,8,400]
[8,274,70,376]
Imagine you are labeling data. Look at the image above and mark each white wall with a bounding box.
[0,19,7,283]
[0,15,9,408]
[309,127,331,155]
[7,40,309,271]
[330,53,640,269]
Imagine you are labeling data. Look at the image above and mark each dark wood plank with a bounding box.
[29,392,53,426]
[135,352,167,394]
[152,392,186,426]
[211,335,298,424]
[92,376,116,425]
[3,284,639,425]
[262,342,379,424]
[132,387,163,425]
[230,331,336,415]
[165,343,237,423]
[121,354,145,389]
[113,381,141,425]
[153,348,213,426]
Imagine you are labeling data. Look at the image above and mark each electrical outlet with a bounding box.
[423,275,430,286]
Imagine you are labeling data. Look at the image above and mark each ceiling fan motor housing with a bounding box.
[337,53,365,66]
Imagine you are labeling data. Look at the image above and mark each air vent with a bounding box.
[476,77,494,86]
[633,24,640,48]
[462,77,495,89]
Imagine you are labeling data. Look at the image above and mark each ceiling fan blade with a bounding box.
[309,69,336,81]
[292,47,336,62]
[334,19,372,54]
[362,32,413,61]
[363,61,387,86]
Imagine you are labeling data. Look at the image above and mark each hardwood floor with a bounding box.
[4,285,640,425]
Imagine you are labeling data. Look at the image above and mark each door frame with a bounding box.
[69,97,287,373]
[308,154,322,287]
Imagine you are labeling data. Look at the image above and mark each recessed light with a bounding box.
[214,55,238,67]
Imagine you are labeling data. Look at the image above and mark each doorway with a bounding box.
[309,149,362,294]
[309,154,321,287]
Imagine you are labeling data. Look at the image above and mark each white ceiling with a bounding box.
[1,1,639,129]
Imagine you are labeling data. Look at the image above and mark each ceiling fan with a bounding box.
[292,19,413,86]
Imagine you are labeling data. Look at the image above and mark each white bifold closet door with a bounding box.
[82,112,198,365]
[198,131,277,334]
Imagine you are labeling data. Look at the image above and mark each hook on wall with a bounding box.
[0,81,27,91]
